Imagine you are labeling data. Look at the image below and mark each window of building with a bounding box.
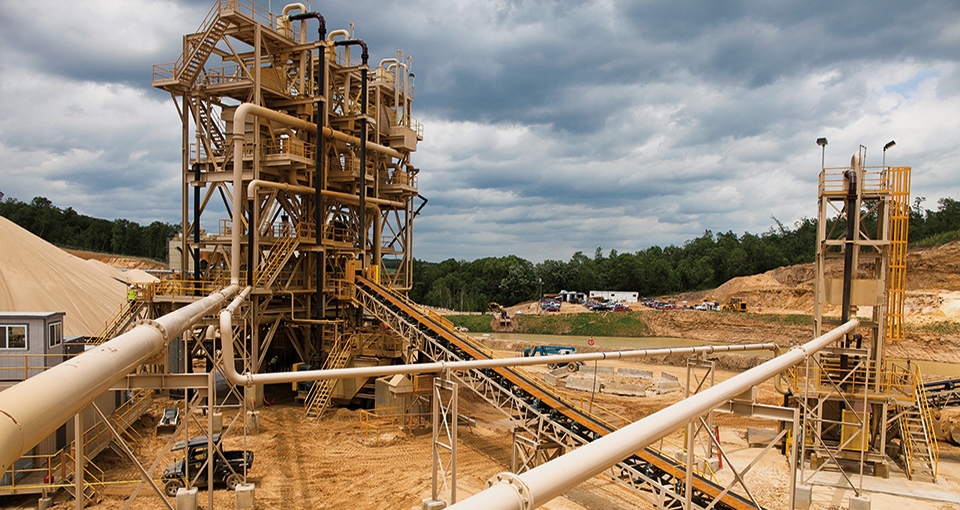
[48,322,62,348]
[1,325,27,349]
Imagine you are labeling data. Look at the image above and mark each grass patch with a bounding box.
[444,314,494,333]
[514,312,650,337]
[752,313,813,326]
[911,229,960,248]
[914,321,960,335]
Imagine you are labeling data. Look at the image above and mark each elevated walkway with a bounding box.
[354,276,762,510]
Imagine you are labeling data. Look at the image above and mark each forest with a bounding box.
[0,192,178,262]
[410,197,960,311]
[2,191,956,310]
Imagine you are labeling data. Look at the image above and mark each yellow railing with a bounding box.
[915,366,939,478]
[382,168,418,188]
[359,406,430,444]
[0,353,79,381]
[657,437,719,483]
[262,138,315,159]
[786,360,920,401]
[389,112,424,139]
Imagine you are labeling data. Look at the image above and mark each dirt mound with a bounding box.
[665,242,960,318]
[65,249,168,271]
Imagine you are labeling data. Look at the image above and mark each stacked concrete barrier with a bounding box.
[618,368,653,379]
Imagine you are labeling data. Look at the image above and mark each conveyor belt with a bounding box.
[923,378,960,408]
[356,276,763,510]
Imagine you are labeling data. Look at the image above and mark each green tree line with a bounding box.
[412,197,960,311]
[0,192,178,262]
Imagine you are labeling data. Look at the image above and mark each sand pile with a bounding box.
[0,216,127,336]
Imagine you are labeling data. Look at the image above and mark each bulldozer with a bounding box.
[721,297,747,312]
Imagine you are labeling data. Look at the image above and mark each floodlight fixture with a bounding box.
[883,139,896,167]
[817,137,828,169]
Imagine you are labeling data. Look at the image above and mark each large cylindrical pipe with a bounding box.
[447,320,858,510]
[0,285,239,473]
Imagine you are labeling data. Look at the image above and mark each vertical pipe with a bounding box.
[334,39,369,268]
[247,198,255,287]
[286,11,326,320]
[74,411,82,510]
[193,163,202,289]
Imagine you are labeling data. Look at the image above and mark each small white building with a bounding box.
[588,290,639,303]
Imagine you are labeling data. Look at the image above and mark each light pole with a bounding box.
[817,137,828,169]
[883,140,896,167]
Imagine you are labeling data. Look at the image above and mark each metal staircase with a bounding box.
[256,226,299,288]
[177,6,229,86]
[304,334,354,419]
[353,275,761,510]
[89,299,141,346]
[192,97,228,158]
[899,373,939,481]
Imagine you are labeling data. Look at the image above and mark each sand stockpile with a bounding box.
[0,216,127,337]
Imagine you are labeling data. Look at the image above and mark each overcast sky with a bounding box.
[1,1,958,263]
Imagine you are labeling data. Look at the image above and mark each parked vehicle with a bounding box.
[522,345,582,372]
[162,435,253,497]
[612,303,631,312]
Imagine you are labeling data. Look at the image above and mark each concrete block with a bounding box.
[849,494,871,510]
[618,368,653,379]
[245,411,260,435]
[658,380,681,393]
[236,483,256,509]
[705,458,720,473]
[38,497,53,510]
[874,461,889,478]
[542,373,559,387]
[422,498,447,510]
[548,368,570,378]
[602,382,646,396]
[176,487,198,510]
[565,377,602,393]
[661,371,678,381]
[794,484,811,509]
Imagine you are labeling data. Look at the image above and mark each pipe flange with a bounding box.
[487,472,533,510]
[134,319,167,340]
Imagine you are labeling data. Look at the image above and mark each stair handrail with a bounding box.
[914,365,939,479]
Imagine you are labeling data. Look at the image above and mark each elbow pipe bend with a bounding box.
[334,39,369,65]
[287,10,326,40]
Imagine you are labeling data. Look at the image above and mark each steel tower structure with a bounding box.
[151,0,422,405]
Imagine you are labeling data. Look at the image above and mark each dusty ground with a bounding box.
[11,243,959,509]
[22,352,960,510]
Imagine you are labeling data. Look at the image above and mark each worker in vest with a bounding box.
[127,285,137,303]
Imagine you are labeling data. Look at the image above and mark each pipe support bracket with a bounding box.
[487,473,533,510]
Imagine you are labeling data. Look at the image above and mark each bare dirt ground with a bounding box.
[26,351,960,510]
[16,243,960,510]
[64,249,169,271]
